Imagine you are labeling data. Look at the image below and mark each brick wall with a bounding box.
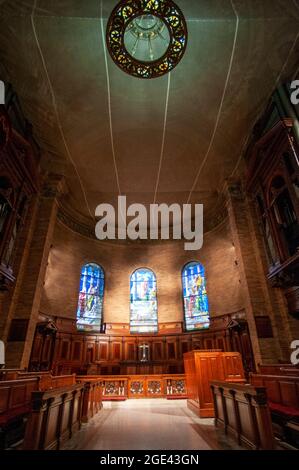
[40,218,244,325]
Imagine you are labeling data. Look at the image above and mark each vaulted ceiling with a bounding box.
[0,0,298,226]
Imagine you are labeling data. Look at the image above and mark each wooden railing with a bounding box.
[211,380,275,450]
[76,374,187,400]
[0,377,40,420]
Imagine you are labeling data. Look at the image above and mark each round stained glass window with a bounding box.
[106,0,188,79]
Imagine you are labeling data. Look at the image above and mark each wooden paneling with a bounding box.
[153,342,163,360]
[72,342,81,361]
[126,343,136,361]
[112,342,121,360]
[60,341,69,360]
[222,352,245,382]
[99,342,108,360]
[48,325,254,377]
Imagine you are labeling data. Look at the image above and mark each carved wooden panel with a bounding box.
[112,342,121,360]
[153,342,163,360]
[99,342,108,360]
[72,342,81,361]
[167,341,176,360]
[60,341,69,360]
[126,342,136,361]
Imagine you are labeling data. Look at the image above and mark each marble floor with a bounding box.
[62,399,244,450]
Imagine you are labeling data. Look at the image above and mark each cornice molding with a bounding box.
[57,200,228,245]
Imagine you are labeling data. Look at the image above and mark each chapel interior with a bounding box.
[0,0,299,452]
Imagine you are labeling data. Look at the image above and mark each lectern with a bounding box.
[184,350,245,417]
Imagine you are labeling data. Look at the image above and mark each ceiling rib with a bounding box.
[100,0,121,197]
[31,0,94,220]
[153,72,171,204]
[186,0,240,205]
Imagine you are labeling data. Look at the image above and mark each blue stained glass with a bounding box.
[130,268,158,334]
[182,262,210,332]
[76,263,104,332]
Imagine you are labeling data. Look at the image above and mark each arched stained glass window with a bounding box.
[76,263,104,332]
[182,262,210,331]
[130,268,158,334]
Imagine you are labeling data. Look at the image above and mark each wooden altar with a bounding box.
[184,350,245,418]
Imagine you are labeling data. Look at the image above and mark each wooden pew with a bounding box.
[0,373,77,449]
[211,380,275,450]
[22,379,103,450]
[250,374,299,419]
[22,383,85,450]
[0,377,40,449]
[76,378,103,422]
[0,369,24,381]
[16,372,76,391]
[184,350,245,417]
[258,364,299,377]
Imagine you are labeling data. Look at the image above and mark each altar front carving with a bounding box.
[78,374,187,400]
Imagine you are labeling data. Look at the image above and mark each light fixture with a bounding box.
[106,0,188,79]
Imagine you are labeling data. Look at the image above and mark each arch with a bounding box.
[130,268,158,334]
[76,263,104,332]
[182,261,210,331]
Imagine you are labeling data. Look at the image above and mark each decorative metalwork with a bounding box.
[147,380,162,394]
[104,381,124,396]
[130,381,144,394]
[167,379,185,395]
[106,0,188,79]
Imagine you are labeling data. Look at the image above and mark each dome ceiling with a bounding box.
[0,0,298,228]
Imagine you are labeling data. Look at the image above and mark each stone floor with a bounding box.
[62,399,244,450]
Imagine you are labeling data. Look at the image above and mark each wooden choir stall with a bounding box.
[184,350,245,417]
